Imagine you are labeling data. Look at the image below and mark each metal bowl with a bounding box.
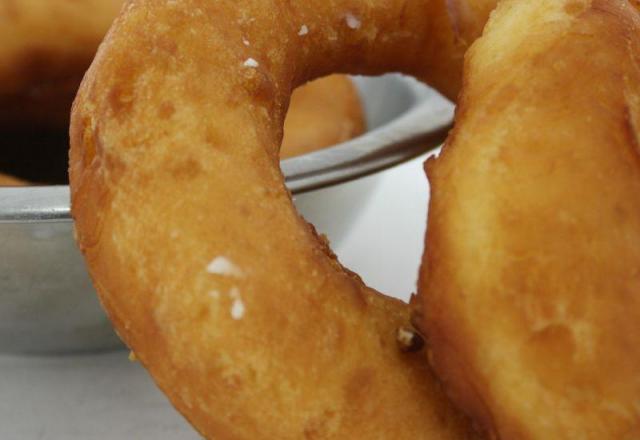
[0,74,453,354]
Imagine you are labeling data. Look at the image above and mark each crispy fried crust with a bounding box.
[281,75,365,158]
[419,0,640,438]
[69,0,487,438]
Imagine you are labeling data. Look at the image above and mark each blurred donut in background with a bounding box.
[281,75,365,159]
[0,1,365,184]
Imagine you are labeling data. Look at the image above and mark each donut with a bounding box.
[1,2,367,181]
[0,0,123,128]
[0,0,366,155]
[0,74,365,185]
[0,74,365,184]
[281,75,365,158]
[0,172,26,186]
[69,0,488,438]
[418,0,640,438]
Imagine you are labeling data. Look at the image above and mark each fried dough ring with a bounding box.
[419,0,640,438]
[0,172,26,186]
[70,0,487,438]
[0,0,123,128]
[1,0,365,160]
[1,2,366,185]
[0,72,364,186]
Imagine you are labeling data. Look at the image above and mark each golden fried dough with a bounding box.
[1,1,366,158]
[281,75,365,158]
[419,0,640,438]
[0,75,364,185]
[0,172,26,186]
[0,0,123,128]
[0,1,368,186]
[69,0,489,438]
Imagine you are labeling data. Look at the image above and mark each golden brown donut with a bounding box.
[0,172,26,186]
[419,0,640,438]
[1,2,367,184]
[281,75,365,158]
[0,73,365,183]
[0,0,123,128]
[69,0,487,438]
[0,0,366,154]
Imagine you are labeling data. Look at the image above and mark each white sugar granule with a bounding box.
[243,57,259,68]
[345,13,361,29]
[206,256,244,277]
[229,287,245,319]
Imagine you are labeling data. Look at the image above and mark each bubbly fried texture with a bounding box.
[281,75,365,158]
[70,0,489,438]
[419,0,640,438]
